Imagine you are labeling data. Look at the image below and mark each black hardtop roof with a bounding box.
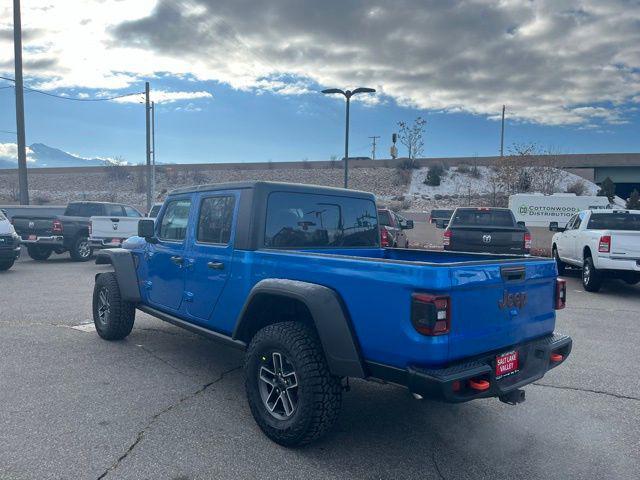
[169,181,375,199]
[67,201,128,206]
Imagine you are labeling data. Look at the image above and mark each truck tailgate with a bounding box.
[447,259,557,362]
[90,216,140,239]
[12,216,56,238]
[450,226,525,253]
[609,231,640,258]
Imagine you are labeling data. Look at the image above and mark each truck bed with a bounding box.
[214,247,558,369]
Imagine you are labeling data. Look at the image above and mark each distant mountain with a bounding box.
[0,143,119,169]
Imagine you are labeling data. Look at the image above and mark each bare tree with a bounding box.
[397,116,427,162]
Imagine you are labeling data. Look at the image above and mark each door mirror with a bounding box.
[138,219,157,242]
[401,219,414,229]
[549,221,565,232]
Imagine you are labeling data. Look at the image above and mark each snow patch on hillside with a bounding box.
[409,166,599,198]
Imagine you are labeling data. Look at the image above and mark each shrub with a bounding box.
[424,165,443,186]
[566,179,586,196]
[104,163,130,181]
[457,163,470,174]
[627,189,640,209]
[398,158,418,170]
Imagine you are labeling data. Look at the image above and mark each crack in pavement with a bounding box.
[95,365,241,480]
[135,344,195,378]
[431,450,446,480]
[533,382,640,402]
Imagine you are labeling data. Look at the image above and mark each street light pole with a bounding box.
[321,87,376,189]
[500,104,505,157]
[145,82,152,211]
[13,0,29,205]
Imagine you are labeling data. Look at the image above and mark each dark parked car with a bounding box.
[378,208,413,247]
[442,207,531,254]
[12,201,141,262]
[429,209,454,228]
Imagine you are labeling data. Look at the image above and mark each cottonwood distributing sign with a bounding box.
[509,194,610,227]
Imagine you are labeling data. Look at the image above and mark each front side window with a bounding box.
[158,199,191,241]
[265,192,379,248]
[197,196,235,244]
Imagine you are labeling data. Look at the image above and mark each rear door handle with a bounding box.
[207,261,225,270]
[170,256,184,266]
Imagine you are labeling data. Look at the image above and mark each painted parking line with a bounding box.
[70,322,96,333]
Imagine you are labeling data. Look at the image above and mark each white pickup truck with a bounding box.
[89,206,143,249]
[550,209,640,291]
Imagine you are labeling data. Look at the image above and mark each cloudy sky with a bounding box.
[1,0,639,165]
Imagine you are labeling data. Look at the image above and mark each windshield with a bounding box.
[587,213,640,231]
[450,209,515,227]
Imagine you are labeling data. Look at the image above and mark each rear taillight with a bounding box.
[598,235,611,253]
[442,229,452,246]
[52,219,63,234]
[411,293,451,335]
[555,278,566,310]
[524,231,532,251]
[380,227,389,247]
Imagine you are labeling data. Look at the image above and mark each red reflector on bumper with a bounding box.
[550,353,563,362]
[469,379,490,391]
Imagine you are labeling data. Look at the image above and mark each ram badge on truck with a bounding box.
[92,181,571,446]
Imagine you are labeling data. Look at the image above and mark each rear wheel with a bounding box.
[552,245,565,275]
[245,322,342,447]
[622,273,640,285]
[27,245,52,261]
[582,256,602,292]
[0,259,14,271]
[92,272,135,340]
[70,235,92,262]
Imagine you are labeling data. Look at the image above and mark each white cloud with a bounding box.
[1,0,639,125]
[111,89,213,104]
[0,143,35,162]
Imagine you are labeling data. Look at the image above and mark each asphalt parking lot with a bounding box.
[1,254,639,480]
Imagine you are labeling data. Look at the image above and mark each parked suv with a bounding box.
[0,209,21,271]
[13,201,141,262]
[378,208,413,247]
[93,181,570,446]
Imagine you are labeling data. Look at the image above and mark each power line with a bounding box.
[0,76,143,102]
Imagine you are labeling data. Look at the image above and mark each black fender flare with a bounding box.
[233,279,366,378]
[95,248,141,303]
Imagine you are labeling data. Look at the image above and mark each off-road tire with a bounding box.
[70,235,92,262]
[0,259,14,271]
[27,245,52,261]
[93,272,135,340]
[582,256,602,292]
[245,321,342,447]
[553,246,565,275]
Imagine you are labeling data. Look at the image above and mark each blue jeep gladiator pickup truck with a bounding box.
[93,181,571,446]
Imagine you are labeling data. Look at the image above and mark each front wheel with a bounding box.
[92,272,135,340]
[245,322,342,447]
[582,256,602,292]
[70,235,92,262]
[27,245,52,261]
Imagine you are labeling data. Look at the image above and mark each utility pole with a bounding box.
[368,136,380,160]
[151,101,156,202]
[13,0,29,205]
[145,82,152,211]
[344,95,350,188]
[500,104,505,157]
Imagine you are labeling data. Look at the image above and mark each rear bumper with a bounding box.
[596,256,640,272]
[89,238,123,249]
[20,235,64,246]
[366,333,572,403]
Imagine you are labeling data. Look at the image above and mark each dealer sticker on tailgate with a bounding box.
[496,351,519,379]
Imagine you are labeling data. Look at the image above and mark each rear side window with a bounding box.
[265,192,379,248]
[65,203,103,217]
[587,213,640,231]
[123,206,141,217]
[197,196,235,244]
[451,209,515,227]
[158,199,192,241]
